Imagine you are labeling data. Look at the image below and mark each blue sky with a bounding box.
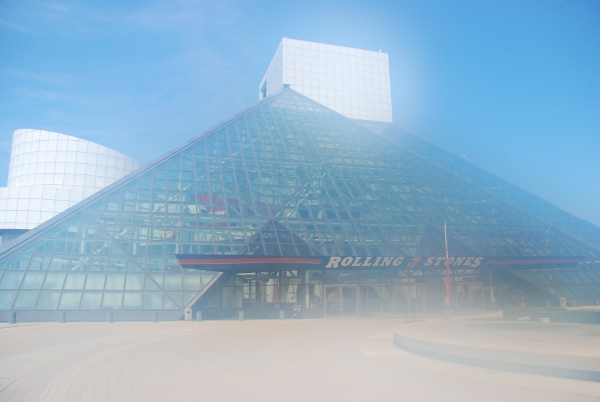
[0,0,599,226]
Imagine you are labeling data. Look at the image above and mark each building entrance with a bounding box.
[324,285,394,316]
[204,267,486,319]
[393,282,485,314]
[360,285,392,316]
[324,285,358,316]
[394,283,451,313]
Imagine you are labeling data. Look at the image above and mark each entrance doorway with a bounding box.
[324,285,358,316]
[393,283,444,313]
[360,285,392,315]
[324,285,393,316]
[393,282,485,314]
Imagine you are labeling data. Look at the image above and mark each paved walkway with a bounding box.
[0,318,598,401]
[394,313,600,382]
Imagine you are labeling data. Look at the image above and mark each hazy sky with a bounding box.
[1,0,598,226]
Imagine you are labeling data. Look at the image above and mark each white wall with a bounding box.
[0,129,142,231]
[259,38,393,123]
[7,129,140,192]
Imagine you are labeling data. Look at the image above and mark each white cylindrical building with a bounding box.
[0,129,142,243]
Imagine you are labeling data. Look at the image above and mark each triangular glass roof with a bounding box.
[0,88,599,312]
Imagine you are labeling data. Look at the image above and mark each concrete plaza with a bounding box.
[0,318,598,401]
[394,314,600,381]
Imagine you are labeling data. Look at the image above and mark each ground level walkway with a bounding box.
[395,312,600,382]
[0,317,598,401]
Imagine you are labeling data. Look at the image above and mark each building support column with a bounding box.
[304,270,310,308]
[489,269,496,303]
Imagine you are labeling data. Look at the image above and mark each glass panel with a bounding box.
[55,240,76,253]
[0,271,26,289]
[80,292,103,309]
[163,294,179,309]
[123,292,143,309]
[58,291,82,309]
[34,239,55,253]
[182,273,201,290]
[166,291,182,307]
[143,292,163,309]
[88,256,109,271]
[164,273,182,290]
[48,254,71,270]
[20,272,46,289]
[105,273,126,290]
[183,291,198,307]
[9,254,31,270]
[107,257,128,271]
[124,274,144,290]
[102,292,122,309]
[42,272,67,289]
[59,224,80,237]
[201,273,216,287]
[70,256,89,271]
[0,290,18,309]
[64,272,86,289]
[85,273,106,290]
[28,255,51,270]
[145,275,162,291]
[36,291,61,309]
[13,290,39,309]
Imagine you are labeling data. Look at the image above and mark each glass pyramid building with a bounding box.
[0,88,599,321]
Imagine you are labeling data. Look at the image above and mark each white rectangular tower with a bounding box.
[259,38,392,122]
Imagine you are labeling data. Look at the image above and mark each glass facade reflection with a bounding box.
[0,88,598,321]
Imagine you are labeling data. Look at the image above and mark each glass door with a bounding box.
[324,285,358,316]
[360,285,391,316]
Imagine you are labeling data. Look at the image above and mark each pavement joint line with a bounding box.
[37,329,203,401]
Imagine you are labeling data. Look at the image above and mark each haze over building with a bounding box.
[0,39,598,322]
[260,38,393,122]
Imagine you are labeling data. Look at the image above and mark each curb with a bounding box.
[393,321,600,382]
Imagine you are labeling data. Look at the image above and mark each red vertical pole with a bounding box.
[444,222,451,306]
